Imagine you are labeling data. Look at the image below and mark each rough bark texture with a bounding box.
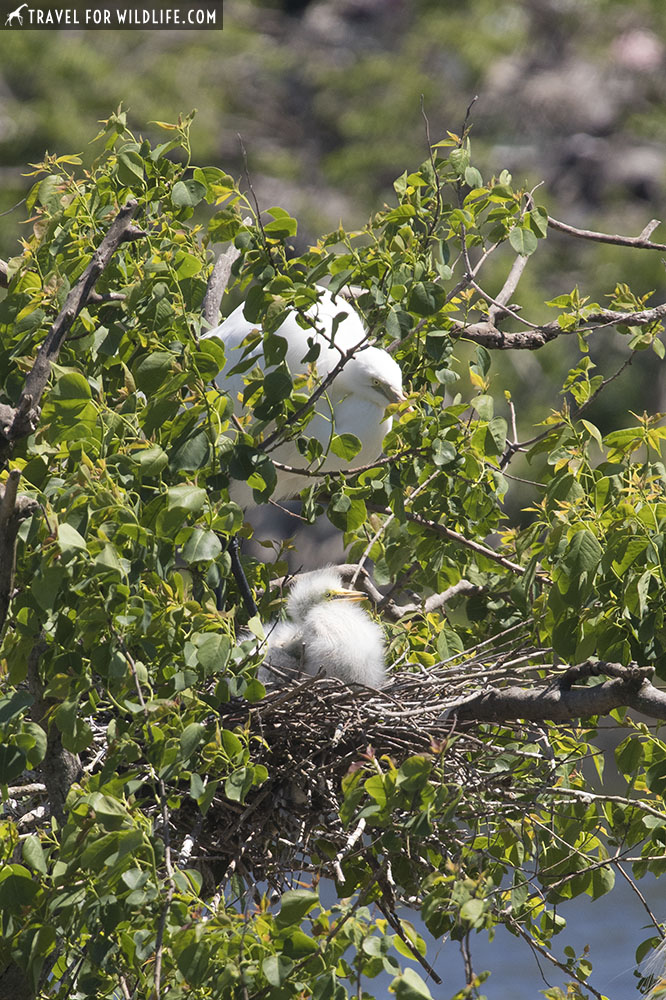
[0,470,39,634]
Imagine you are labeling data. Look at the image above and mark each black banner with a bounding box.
[1,0,223,29]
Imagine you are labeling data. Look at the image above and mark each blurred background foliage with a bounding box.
[1,0,666,489]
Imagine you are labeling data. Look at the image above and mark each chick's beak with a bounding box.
[331,588,367,603]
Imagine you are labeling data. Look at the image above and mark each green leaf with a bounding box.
[562,529,602,574]
[392,967,434,1000]
[615,736,644,776]
[174,251,203,278]
[396,756,432,794]
[57,522,87,557]
[21,723,47,767]
[116,149,145,186]
[195,633,232,673]
[172,179,207,208]
[408,281,446,316]
[180,723,205,760]
[225,766,253,803]
[460,898,486,926]
[509,227,538,256]
[133,351,174,394]
[93,543,124,577]
[52,371,92,404]
[264,215,298,238]
[208,209,241,243]
[166,484,207,513]
[485,416,507,455]
[0,866,40,911]
[313,972,345,1000]
[276,889,319,927]
[330,433,362,460]
[611,536,649,577]
[0,690,33,725]
[464,166,483,188]
[220,729,244,760]
[284,929,320,956]
[181,529,222,564]
[22,835,48,874]
[263,367,293,402]
[0,745,27,783]
[364,774,388,807]
[134,444,169,477]
[262,954,294,986]
[580,418,603,449]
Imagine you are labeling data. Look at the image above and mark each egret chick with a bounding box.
[259,567,385,688]
[204,287,404,504]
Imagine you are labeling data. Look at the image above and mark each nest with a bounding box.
[178,641,560,902]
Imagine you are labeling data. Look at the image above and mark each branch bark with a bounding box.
[201,241,241,328]
[452,300,666,351]
[452,664,666,723]
[0,470,39,634]
[0,200,145,467]
[27,635,81,825]
[336,563,481,621]
[548,215,666,251]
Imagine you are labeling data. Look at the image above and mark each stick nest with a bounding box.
[181,643,560,899]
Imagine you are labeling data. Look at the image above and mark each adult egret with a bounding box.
[204,287,404,504]
[259,566,386,688]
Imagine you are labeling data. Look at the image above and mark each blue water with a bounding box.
[395,875,660,998]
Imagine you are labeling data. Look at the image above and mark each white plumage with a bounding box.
[204,287,404,504]
[259,567,386,688]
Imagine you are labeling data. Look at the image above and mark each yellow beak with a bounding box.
[330,588,366,603]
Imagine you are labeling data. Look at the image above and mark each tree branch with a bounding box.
[364,502,527,576]
[0,469,39,634]
[336,563,481,621]
[487,252,529,323]
[0,200,146,467]
[201,240,243,329]
[548,215,666,251]
[452,299,666,351]
[453,665,666,723]
[26,635,81,825]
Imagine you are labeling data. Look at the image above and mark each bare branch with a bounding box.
[487,252,530,323]
[201,216,251,329]
[7,782,46,798]
[548,214,666,251]
[454,299,666,351]
[337,564,481,621]
[452,668,666,723]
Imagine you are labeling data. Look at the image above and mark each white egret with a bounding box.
[204,286,404,504]
[259,567,386,688]
[645,937,666,998]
